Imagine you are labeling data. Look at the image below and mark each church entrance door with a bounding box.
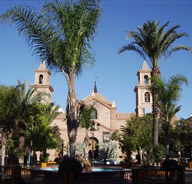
[88,137,99,160]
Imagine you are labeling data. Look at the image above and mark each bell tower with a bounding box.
[134,60,152,116]
[30,60,54,103]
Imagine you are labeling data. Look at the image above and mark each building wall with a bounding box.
[86,99,111,128]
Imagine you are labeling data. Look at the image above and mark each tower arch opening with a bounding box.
[144,92,150,102]
[144,75,148,84]
[39,74,43,84]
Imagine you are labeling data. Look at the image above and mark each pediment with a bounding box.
[82,92,112,109]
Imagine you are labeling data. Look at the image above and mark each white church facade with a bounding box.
[30,60,153,161]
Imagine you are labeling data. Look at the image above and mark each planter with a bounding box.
[40,162,47,168]
[147,171,175,177]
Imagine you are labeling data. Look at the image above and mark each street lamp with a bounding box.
[28,116,36,166]
[90,121,100,161]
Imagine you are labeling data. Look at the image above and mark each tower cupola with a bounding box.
[134,60,152,116]
[30,60,54,103]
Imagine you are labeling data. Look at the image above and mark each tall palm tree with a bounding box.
[0,0,100,158]
[119,20,192,145]
[149,74,188,159]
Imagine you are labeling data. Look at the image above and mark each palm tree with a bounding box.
[43,102,63,149]
[0,85,17,166]
[149,74,188,159]
[0,82,44,166]
[119,20,192,145]
[30,103,62,163]
[163,104,180,160]
[0,0,100,158]
[15,81,45,151]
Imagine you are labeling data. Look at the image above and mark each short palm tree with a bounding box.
[32,103,62,161]
[43,103,63,148]
[119,20,192,145]
[44,102,62,125]
[15,81,45,151]
[0,85,17,166]
[149,74,188,159]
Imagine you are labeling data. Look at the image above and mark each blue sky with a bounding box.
[0,0,192,119]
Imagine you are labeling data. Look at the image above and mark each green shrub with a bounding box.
[153,144,165,164]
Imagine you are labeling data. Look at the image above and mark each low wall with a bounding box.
[0,165,185,184]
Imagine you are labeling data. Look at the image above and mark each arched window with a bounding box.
[39,74,43,84]
[91,108,97,119]
[144,75,148,84]
[144,92,150,102]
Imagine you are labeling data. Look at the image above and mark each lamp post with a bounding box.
[28,116,36,167]
[90,121,100,161]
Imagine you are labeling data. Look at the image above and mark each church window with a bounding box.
[144,92,150,102]
[91,108,97,119]
[39,74,43,84]
[144,75,148,84]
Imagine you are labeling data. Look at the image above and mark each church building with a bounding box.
[30,60,153,161]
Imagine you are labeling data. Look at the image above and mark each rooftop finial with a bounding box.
[112,100,116,107]
[38,60,46,70]
[141,60,150,70]
[94,81,97,93]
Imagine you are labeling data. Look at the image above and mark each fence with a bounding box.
[132,166,185,184]
[0,166,132,184]
[0,165,185,184]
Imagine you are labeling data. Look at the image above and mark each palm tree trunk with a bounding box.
[18,120,26,150]
[151,67,161,145]
[152,96,160,145]
[1,129,6,180]
[164,120,170,160]
[66,72,80,158]
[1,131,5,166]
[139,147,143,165]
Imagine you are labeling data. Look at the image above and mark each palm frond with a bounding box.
[0,0,101,77]
[166,45,192,57]
[119,44,146,59]
[45,103,62,124]
[120,20,191,71]
[168,104,181,121]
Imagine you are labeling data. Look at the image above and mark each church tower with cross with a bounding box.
[30,60,54,103]
[134,60,152,116]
